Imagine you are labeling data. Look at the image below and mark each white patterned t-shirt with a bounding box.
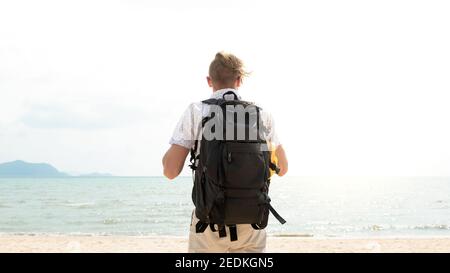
[169,88,280,151]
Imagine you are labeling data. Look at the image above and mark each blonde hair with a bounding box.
[209,51,250,86]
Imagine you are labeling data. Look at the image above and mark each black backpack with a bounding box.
[189,91,286,241]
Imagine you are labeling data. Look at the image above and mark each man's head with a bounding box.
[207,51,250,91]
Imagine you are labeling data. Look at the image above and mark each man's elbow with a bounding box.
[163,162,181,180]
[163,168,179,180]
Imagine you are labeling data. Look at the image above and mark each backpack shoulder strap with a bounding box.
[202,98,220,105]
[202,90,240,105]
[189,99,218,170]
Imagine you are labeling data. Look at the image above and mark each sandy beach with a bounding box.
[1,235,449,253]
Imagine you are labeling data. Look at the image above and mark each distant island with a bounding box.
[0,160,112,177]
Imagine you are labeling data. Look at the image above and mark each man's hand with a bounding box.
[162,144,190,180]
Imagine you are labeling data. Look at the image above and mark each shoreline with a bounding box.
[1,235,450,253]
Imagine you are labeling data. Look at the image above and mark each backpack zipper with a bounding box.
[227,152,232,163]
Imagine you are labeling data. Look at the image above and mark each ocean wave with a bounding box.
[102,218,122,225]
[364,225,386,231]
[360,224,450,231]
[360,224,450,232]
[431,205,450,210]
[271,233,314,238]
[62,202,96,209]
[0,231,160,237]
[0,220,28,226]
[413,224,450,230]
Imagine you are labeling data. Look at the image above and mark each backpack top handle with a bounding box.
[222,90,239,101]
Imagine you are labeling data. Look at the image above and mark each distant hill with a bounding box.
[0,160,68,177]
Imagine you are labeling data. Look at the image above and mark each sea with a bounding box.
[0,176,449,238]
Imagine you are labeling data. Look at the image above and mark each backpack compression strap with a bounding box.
[196,222,238,242]
[269,204,287,224]
[228,225,238,241]
[251,205,286,230]
[188,139,198,171]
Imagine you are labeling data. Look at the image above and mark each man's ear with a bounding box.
[235,77,242,88]
[206,76,213,87]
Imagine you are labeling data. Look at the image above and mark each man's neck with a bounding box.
[213,87,237,92]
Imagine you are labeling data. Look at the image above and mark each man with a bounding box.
[162,52,288,253]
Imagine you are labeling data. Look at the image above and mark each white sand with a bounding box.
[1,235,450,253]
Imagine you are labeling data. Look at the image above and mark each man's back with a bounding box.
[162,52,288,252]
[169,88,280,153]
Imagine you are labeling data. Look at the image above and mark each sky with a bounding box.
[1,0,449,176]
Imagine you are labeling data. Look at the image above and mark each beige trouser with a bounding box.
[188,210,266,253]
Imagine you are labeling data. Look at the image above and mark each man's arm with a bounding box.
[162,144,190,180]
[275,145,288,176]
